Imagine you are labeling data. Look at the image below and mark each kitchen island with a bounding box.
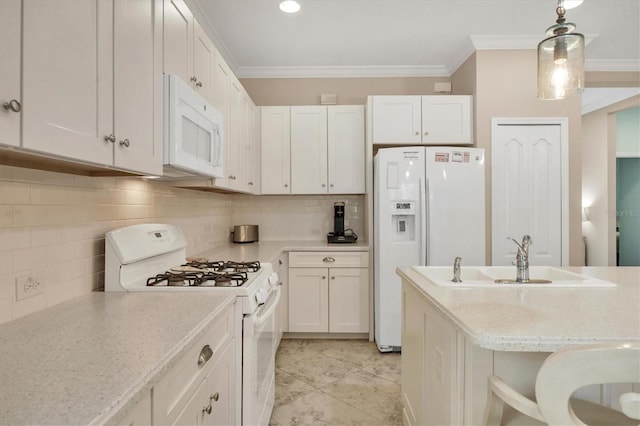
[0,292,236,425]
[396,266,640,426]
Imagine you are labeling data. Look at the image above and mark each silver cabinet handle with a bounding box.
[197,344,213,368]
[284,183,288,188]
[202,392,219,415]
[415,131,419,135]
[190,76,197,83]
[330,184,334,188]
[119,138,130,147]
[323,257,335,263]
[424,131,429,135]
[104,134,116,143]
[331,276,335,280]
[322,275,326,279]
[196,81,203,88]
[248,182,254,185]
[322,184,326,188]
[3,99,21,112]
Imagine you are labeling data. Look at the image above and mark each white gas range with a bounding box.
[105,223,279,426]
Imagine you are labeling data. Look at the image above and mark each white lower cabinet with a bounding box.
[173,342,233,426]
[288,252,369,333]
[401,279,550,426]
[153,303,236,425]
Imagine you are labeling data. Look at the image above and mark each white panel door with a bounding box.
[329,267,369,333]
[288,268,328,333]
[0,0,21,147]
[421,96,472,145]
[260,106,291,194]
[328,105,365,194]
[22,0,112,164]
[193,19,215,102]
[492,124,562,266]
[372,96,422,144]
[163,0,193,84]
[113,0,162,175]
[290,106,328,194]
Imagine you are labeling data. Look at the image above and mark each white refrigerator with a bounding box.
[374,146,485,352]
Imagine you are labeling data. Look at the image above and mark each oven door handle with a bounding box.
[253,286,281,328]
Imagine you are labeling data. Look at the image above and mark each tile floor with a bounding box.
[269,339,403,426]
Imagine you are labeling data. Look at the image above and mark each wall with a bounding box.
[0,164,366,324]
[581,95,640,266]
[456,49,584,265]
[231,194,364,240]
[240,76,451,106]
[616,107,640,154]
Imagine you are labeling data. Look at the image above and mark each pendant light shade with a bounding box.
[537,1,585,100]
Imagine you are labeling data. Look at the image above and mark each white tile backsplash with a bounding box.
[0,164,365,324]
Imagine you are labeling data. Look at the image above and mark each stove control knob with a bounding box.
[268,272,279,286]
[255,289,267,305]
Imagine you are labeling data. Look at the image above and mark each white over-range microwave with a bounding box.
[163,74,224,178]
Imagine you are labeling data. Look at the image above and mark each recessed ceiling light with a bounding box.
[563,0,584,9]
[279,0,301,14]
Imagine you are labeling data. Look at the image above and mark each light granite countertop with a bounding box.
[192,240,370,265]
[396,266,640,352]
[0,292,236,425]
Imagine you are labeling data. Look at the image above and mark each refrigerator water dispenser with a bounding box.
[390,201,416,242]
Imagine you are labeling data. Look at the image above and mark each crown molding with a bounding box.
[582,87,640,115]
[585,59,640,72]
[470,34,598,50]
[236,65,450,79]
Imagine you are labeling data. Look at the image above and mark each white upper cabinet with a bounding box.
[263,105,365,195]
[328,106,365,194]
[16,0,162,175]
[261,106,291,194]
[372,96,422,144]
[21,0,112,164]
[0,0,21,147]
[421,96,472,144]
[372,95,473,145]
[291,106,328,194]
[163,0,215,104]
[112,0,163,175]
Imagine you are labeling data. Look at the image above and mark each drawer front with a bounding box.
[289,251,368,268]
[153,303,235,425]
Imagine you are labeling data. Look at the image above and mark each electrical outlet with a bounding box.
[15,273,45,301]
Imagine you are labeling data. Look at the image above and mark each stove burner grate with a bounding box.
[183,260,261,273]
[146,270,249,287]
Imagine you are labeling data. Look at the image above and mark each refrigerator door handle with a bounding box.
[420,177,428,265]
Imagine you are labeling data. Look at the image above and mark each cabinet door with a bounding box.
[163,0,193,84]
[22,0,113,164]
[250,102,261,193]
[193,19,215,103]
[288,268,328,332]
[240,98,259,193]
[0,0,20,147]
[421,96,472,145]
[290,106,328,194]
[216,78,242,190]
[113,0,163,175]
[371,96,422,144]
[328,105,365,194]
[260,106,291,194]
[329,267,369,333]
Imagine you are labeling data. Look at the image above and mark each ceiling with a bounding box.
[188,0,640,79]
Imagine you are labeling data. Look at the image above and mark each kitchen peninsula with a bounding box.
[397,266,640,426]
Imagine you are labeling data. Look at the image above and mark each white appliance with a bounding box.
[374,147,485,352]
[105,223,279,426]
[163,74,224,178]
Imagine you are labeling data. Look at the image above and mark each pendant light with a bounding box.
[537,0,585,100]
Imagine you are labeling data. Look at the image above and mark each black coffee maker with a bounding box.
[327,201,357,244]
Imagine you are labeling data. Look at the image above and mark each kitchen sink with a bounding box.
[412,266,616,287]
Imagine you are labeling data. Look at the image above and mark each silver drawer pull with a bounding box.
[197,344,213,369]
[323,257,335,263]
[3,99,21,112]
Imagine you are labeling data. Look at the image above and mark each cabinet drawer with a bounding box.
[153,303,235,425]
[289,251,368,268]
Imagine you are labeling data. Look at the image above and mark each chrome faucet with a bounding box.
[452,256,462,283]
[508,235,533,283]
